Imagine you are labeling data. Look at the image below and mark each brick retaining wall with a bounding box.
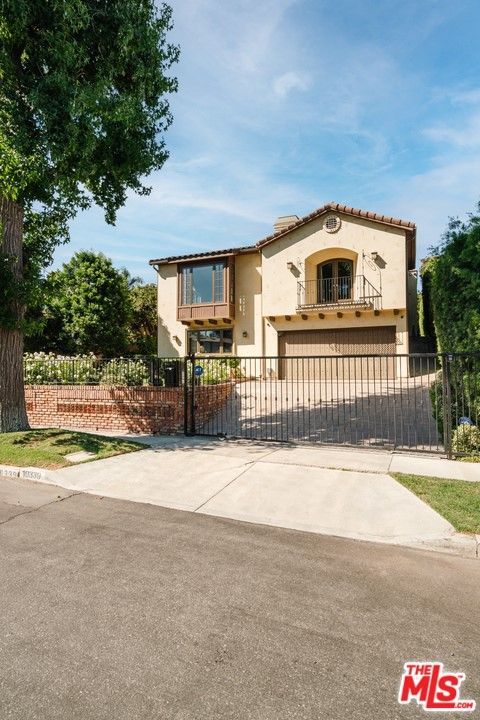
[25,383,233,434]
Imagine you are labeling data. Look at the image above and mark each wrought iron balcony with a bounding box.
[297,275,381,311]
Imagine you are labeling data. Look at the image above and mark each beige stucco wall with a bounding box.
[156,253,262,357]
[261,213,407,318]
[232,253,262,356]
[155,212,412,360]
[157,264,185,357]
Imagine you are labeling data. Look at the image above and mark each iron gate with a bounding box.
[183,353,480,455]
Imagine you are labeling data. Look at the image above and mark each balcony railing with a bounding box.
[297,275,381,311]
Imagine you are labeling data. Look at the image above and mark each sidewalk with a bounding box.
[43,434,479,556]
[74,430,480,480]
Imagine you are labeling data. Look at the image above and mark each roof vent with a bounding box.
[274,215,299,233]
[324,215,341,233]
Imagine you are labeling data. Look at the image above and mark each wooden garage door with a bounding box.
[278,326,396,380]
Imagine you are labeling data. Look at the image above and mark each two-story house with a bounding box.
[150,202,417,378]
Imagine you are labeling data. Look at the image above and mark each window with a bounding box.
[188,329,233,354]
[181,261,225,305]
[317,259,353,303]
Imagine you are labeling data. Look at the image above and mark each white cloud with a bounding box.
[63,1,480,282]
[166,155,215,171]
[385,154,480,259]
[424,113,480,149]
[446,88,480,106]
[126,164,319,228]
[273,71,310,98]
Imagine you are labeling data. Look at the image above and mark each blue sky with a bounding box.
[58,0,480,281]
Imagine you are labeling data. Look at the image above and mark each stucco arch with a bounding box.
[304,247,359,284]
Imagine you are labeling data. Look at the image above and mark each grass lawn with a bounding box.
[393,473,480,535]
[0,429,144,470]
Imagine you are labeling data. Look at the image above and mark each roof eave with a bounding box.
[149,245,257,267]
[256,203,416,249]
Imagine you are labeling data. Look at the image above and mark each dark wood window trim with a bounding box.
[316,258,354,304]
[187,328,234,355]
[179,260,226,307]
[176,257,235,322]
[316,258,354,280]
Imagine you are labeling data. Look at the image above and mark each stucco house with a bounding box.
[149,202,417,378]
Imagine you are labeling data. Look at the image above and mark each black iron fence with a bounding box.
[23,353,183,387]
[430,352,480,457]
[23,351,480,456]
[184,353,480,457]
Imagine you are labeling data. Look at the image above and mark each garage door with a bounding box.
[278,326,396,380]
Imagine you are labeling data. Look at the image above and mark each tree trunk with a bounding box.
[0,196,30,432]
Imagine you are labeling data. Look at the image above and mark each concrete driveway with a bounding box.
[200,375,441,451]
[51,436,456,547]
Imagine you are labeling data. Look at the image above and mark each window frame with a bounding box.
[179,260,226,307]
[316,258,354,304]
[187,328,234,355]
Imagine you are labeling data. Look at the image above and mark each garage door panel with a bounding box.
[279,327,396,379]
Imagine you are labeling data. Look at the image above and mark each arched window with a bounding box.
[317,259,353,303]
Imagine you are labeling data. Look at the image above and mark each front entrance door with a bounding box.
[317,259,353,304]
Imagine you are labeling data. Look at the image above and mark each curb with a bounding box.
[403,533,480,560]
[0,465,52,484]
[1,462,478,560]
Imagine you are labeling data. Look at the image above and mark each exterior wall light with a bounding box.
[242,330,248,338]
[287,261,295,271]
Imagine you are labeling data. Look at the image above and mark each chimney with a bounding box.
[274,215,299,233]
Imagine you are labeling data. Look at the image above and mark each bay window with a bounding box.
[181,261,226,305]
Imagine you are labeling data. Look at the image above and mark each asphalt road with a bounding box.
[0,476,478,720]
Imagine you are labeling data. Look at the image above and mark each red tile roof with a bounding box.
[257,202,416,248]
[149,245,256,265]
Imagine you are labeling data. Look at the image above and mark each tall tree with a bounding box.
[0,1,178,431]
[46,251,133,355]
[128,283,157,355]
[430,205,480,352]
[418,257,437,348]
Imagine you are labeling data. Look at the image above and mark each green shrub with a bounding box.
[196,357,243,385]
[429,373,445,437]
[223,357,245,379]
[99,358,150,386]
[24,353,152,386]
[429,371,462,438]
[452,424,480,455]
[461,371,480,424]
[199,359,230,385]
[429,207,480,354]
[430,364,480,438]
[24,352,99,384]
